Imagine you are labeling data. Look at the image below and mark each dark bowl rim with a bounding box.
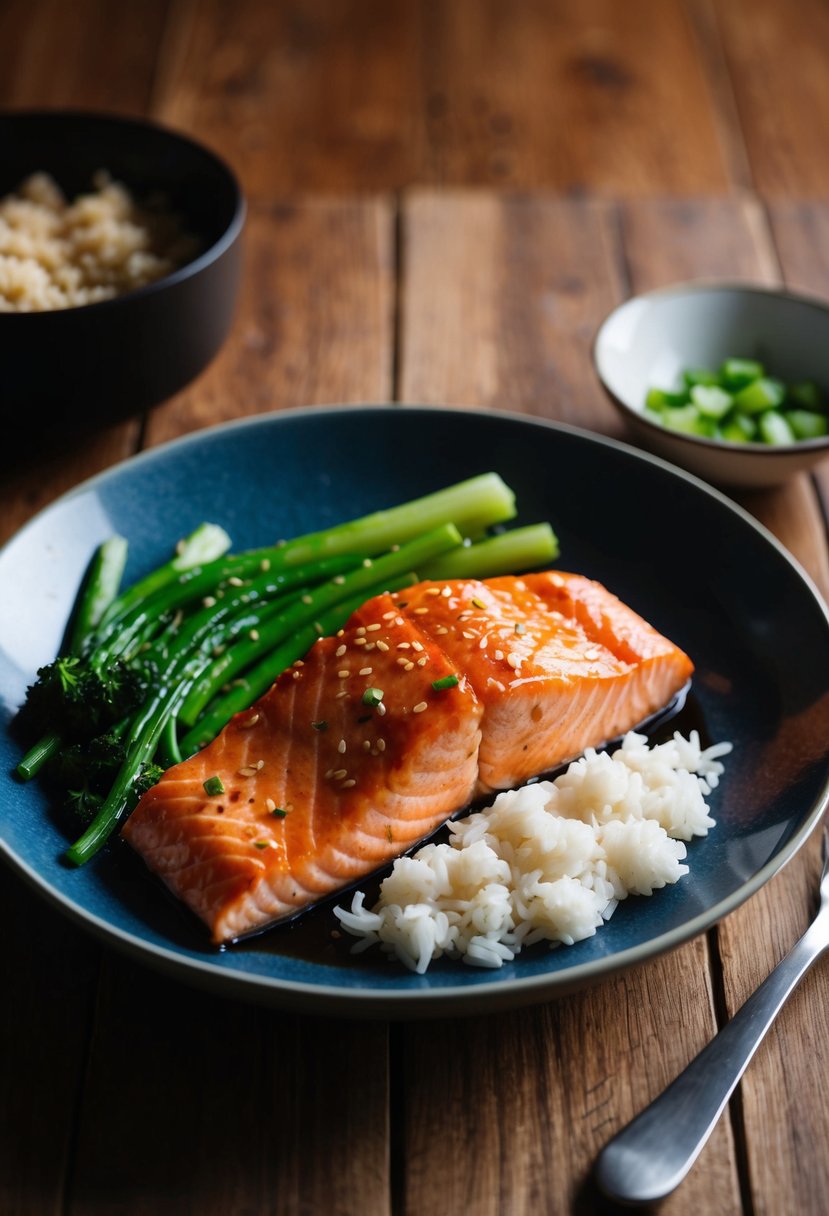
[0,108,246,319]
[592,279,829,458]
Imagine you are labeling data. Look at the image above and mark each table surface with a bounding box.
[2,3,829,1214]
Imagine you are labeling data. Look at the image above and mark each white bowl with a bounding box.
[593,283,829,487]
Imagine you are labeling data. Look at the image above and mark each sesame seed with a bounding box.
[390,544,400,552]
[333,768,348,779]
[240,714,260,729]
[416,656,428,667]
[202,595,216,608]
[397,656,409,666]
[362,559,373,568]
[354,636,367,646]
[333,575,346,585]
[301,594,313,605]
[265,798,276,813]
[260,558,271,571]
[175,539,186,555]
[337,629,345,637]
[462,631,475,640]
[359,667,373,676]
[313,621,324,635]
[441,586,452,597]
[172,610,184,630]
[479,637,488,649]
[336,690,349,699]
[404,661,414,671]
[338,669,350,678]
[293,659,304,667]
[426,587,441,596]
[341,779,357,788]
[364,641,376,651]
[338,739,347,754]
[366,623,381,632]
[213,644,225,657]
[376,702,387,716]
[356,627,366,636]
[397,642,411,650]
[325,769,334,779]
[435,625,449,635]
[411,641,424,652]
[336,644,347,657]
[487,677,506,691]
[382,610,396,620]
[376,640,389,651]
[227,576,244,587]
[395,616,405,626]
[495,649,504,661]
[292,670,301,680]
[412,701,428,714]
[376,738,386,752]
[507,652,521,669]
[362,739,371,751]
[471,597,486,609]
[238,766,258,777]
[413,607,429,615]
[249,629,260,641]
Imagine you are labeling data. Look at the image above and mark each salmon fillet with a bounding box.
[123,574,692,943]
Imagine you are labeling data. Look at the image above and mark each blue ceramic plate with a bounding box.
[1,406,828,1017]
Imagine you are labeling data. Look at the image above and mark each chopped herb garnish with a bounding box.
[253,841,269,849]
[471,597,485,609]
[514,622,526,635]
[203,775,225,796]
[396,601,408,608]
[432,674,459,690]
[270,807,289,818]
[362,687,384,707]
[311,720,328,731]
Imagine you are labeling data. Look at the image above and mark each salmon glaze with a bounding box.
[122,573,693,943]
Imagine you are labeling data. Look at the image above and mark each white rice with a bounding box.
[334,730,731,973]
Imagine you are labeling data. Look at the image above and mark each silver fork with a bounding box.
[595,826,829,1205]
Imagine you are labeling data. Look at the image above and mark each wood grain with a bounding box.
[396,191,742,1216]
[715,0,829,198]
[0,0,168,112]
[153,0,730,196]
[144,198,395,446]
[399,191,623,429]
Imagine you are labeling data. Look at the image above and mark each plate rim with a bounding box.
[2,402,828,1016]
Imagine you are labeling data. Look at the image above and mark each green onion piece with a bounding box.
[311,720,329,731]
[471,597,486,609]
[362,688,384,707]
[683,368,719,388]
[515,622,526,634]
[203,775,225,796]
[432,674,459,690]
[270,807,289,818]
[758,410,796,445]
[253,841,269,850]
[645,387,689,410]
[787,381,822,410]
[733,377,786,414]
[720,358,764,388]
[783,409,828,440]
[690,384,733,419]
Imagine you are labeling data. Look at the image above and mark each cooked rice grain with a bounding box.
[0,172,198,312]
[334,730,731,973]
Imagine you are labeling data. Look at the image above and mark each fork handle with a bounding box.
[595,923,827,1205]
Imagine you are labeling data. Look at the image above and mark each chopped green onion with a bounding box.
[203,775,224,796]
[270,807,289,818]
[362,687,384,707]
[432,674,459,690]
[311,720,329,731]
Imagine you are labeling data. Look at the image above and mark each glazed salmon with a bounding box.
[397,573,694,792]
[122,592,483,943]
[123,574,692,943]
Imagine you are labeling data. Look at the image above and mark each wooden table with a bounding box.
[2,4,829,1214]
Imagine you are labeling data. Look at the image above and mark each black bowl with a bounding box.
[0,110,245,434]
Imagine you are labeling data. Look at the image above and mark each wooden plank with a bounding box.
[153,0,729,195]
[152,0,423,194]
[67,197,396,1216]
[417,0,731,193]
[0,0,168,112]
[714,0,829,198]
[622,197,829,1216]
[144,198,395,445]
[397,191,742,1215]
[399,191,623,430]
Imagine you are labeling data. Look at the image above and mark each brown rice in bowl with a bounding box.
[0,171,198,312]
